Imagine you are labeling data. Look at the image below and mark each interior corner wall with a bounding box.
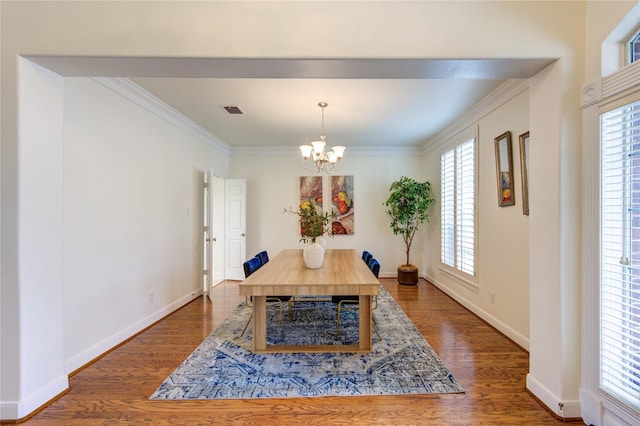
[0,58,69,420]
[527,59,584,419]
[228,150,426,275]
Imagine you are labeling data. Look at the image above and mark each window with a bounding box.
[441,136,476,278]
[600,99,640,412]
[626,26,640,64]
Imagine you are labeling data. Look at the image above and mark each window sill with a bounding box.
[438,264,478,293]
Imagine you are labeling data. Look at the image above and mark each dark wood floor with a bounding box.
[9,279,579,425]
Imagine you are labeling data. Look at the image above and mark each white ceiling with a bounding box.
[30,57,554,149]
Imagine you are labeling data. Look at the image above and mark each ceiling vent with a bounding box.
[221,105,244,115]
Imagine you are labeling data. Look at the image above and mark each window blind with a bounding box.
[456,140,475,275]
[441,138,475,276]
[601,99,640,412]
[441,149,455,267]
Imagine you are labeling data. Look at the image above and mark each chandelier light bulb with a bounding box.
[299,144,313,159]
[311,140,326,155]
[331,146,345,159]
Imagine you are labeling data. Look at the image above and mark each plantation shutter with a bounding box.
[441,138,475,276]
[441,150,455,267]
[456,139,475,275]
[600,99,640,412]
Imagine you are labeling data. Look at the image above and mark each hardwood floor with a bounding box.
[9,279,579,425]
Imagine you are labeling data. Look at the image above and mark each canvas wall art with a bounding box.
[299,176,323,234]
[331,175,354,234]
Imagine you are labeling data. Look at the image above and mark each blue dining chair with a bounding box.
[243,256,262,278]
[368,258,380,278]
[255,250,269,266]
[241,256,290,338]
[362,250,372,265]
[332,257,381,340]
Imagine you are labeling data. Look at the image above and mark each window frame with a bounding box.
[599,98,640,413]
[624,25,640,65]
[439,127,478,287]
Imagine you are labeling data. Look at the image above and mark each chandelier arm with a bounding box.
[302,157,320,172]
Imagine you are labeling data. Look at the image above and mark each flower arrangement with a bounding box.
[284,203,337,244]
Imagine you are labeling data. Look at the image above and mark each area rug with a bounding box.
[150,287,464,400]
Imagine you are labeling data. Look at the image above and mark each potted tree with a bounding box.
[384,176,435,285]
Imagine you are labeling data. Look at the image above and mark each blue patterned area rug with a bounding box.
[150,287,464,399]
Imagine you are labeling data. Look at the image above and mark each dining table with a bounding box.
[238,248,380,353]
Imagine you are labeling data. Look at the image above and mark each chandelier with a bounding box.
[299,102,345,173]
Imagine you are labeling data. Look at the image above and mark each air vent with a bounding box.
[221,105,244,115]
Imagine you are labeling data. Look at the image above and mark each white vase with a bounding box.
[316,236,327,250]
[303,242,325,268]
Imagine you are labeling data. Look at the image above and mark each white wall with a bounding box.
[424,84,531,349]
[229,149,425,273]
[62,78,229,372]
[3,58,69,420]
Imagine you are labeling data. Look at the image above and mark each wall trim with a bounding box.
[230,144,425,157]
[579,386,602,426]
[602,60,640,99]
[64,289,203,374]
[526,374,582,419]
[0,375,68,421]
[92,77,230,155]
[424,272,529,351]
[423,78,530,153]
[581,56,640,426]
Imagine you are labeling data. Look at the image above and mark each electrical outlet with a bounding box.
[148,291,154,303]
[490,292,496,304]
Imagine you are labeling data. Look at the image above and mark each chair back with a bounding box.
[256,250,269,266]
[368,258,380,278]
[362,251,373,264]
[243,257,262,278]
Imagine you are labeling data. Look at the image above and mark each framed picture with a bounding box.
[519,131,530,215]
[494,131,515,207]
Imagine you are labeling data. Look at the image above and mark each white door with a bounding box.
[202,172,211,295]
[210,174,225,289]
[225,179,246,280]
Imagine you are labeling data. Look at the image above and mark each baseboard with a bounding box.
[526,373,582,419]
[64,288,202,374]
[424,272,530,350]
[2,289,202,422]
[0,374,68,421]
[580,386,602,425]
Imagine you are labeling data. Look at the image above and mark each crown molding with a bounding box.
[91,77,230,155]
[230,144,425,157]
[423,78,530,152]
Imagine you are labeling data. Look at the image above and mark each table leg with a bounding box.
[358,295,372,351]
[252,296,267,352]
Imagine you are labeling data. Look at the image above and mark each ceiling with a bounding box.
[30,56,554,149]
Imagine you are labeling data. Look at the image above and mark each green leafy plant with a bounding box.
[284,204,337,244]
[384,176,435,266]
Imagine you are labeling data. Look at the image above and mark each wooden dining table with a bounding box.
[238,248,380,353]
